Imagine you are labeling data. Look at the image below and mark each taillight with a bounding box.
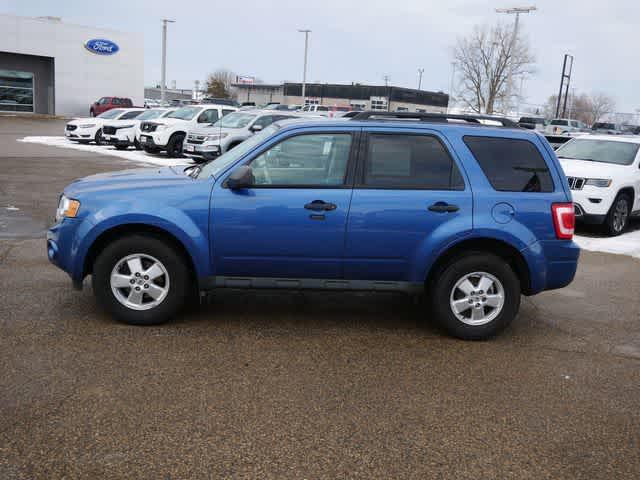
[552,203,575,240]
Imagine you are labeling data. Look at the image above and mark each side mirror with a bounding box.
[226,165,254,189]
[251,124,263,132]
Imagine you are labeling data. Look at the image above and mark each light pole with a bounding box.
[161,19,176,106]
[448,62,456,113]
[495,6,536,114]
[417,68,424,90]
[298,29,311,105]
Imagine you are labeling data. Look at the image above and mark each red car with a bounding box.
[90,97,134,117]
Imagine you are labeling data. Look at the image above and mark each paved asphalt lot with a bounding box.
[1,117,639,479]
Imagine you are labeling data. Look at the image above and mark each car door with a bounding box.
[344,128,473,283]
[211,127,359,280]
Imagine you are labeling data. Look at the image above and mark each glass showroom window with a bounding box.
[0,70,34,113]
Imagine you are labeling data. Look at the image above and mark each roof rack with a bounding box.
[351,111,519,128]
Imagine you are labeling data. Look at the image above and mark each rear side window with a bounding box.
[363,134,465,190]
[464,136,554,193]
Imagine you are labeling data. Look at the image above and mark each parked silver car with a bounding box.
[183,110,301,162]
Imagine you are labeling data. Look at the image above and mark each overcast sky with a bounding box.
[2,0,638,113]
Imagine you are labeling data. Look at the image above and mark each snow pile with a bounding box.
[18,136,193,167]
[574,229,640,259]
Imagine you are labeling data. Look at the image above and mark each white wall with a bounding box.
[0,14,144,116]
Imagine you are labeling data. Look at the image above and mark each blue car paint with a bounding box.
[47,119,580,296]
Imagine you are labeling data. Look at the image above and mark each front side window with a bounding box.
[222,109,235,117]
[464,136,554,192]
[249,133,352,186]
[198,109,219,123]
[363,134,464,190]
[556,139,639,166]
[252,115,274,129]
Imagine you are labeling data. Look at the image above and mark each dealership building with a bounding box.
[232,82,449,112]
[0,14,143,116]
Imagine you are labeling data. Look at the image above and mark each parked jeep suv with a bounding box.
[47,112,579,339]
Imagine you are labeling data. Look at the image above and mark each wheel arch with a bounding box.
[425,237,532,295]
[83,223,198,287]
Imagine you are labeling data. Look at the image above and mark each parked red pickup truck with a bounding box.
[89,97,134,117]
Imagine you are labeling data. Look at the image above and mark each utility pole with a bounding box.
[298,29,311,106]
[383,75,390,86]
[495,6,536,114]
[555,54,574,118]
[417,68,424,90]
[161,19,176,106]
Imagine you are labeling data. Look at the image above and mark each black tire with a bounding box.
[166,132,186,158]
[604,194,630,236]
[143,146,161,154]
[92,234,192,325]
[94,128,104,145]
[134,138,141,150]
[430,252,521,340]
[226,142,241,151]
[115,145,128,150]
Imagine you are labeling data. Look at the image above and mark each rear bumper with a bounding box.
[522,239,580,295]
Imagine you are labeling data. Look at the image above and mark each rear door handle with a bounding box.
[428,202,459,213]
[304,200,337,211]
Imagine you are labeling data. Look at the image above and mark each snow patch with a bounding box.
[574,229,640,259]
[18,136,194,167]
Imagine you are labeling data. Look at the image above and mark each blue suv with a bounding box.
[47,112,579,339]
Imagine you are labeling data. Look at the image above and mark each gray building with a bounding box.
[0,14,144,116]
[232,82,449,112]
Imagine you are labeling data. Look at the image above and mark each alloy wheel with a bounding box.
[110,253,170,311]
[449,271,505,326]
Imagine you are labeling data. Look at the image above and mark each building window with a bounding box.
[0,70,34,113]
[370,96,388,111]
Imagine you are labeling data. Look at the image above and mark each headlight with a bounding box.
[55,195,81,222]
[205,133,228,141]
[78,124,96,128]
[585,178,612,188]
[155,125,167,131]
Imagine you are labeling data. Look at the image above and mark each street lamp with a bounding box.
[298,29,311,105]
[495,6,536,113]
[161,19,176,106]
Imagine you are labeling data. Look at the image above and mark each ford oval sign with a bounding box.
[84,39,119,56]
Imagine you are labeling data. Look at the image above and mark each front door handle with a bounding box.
[428,202,459,213]
[304,200,337,211]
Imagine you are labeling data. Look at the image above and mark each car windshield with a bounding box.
[97,109,124,119]
[556,139,640,165]
[593,123,616,130]
[550,119,569,126]
[136,109,166,121]
[197,124,279,179]
[213,112,257,129]
[166,106,201,120]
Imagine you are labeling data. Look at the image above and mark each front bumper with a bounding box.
[65,127,95,140]
[183,142,221,161]
[47,218,84,289]
[103,128,134,146]
[570,186,614,223]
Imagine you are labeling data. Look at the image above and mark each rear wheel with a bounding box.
[605,194,630,236]
[92,235,191,325]
[431,252,520,340]
[166,133,185,158]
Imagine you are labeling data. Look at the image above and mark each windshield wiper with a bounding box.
[558,156,598,162]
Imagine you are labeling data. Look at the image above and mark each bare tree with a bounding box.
[542,92,616,125]
[452,22,535,114]
[205,69,237,99]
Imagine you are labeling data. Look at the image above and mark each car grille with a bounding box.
[102,126,117,135]
[65,124,77,131]
[141,122,158,132]
[187,134,206,145]
[567,176,585,190]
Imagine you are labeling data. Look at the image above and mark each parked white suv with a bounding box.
[102,108,175,150]
[183,110,301,162]
[556,135,640,235]
[545,118,588,135]
[65,108,145,145]
[139,104,237,157]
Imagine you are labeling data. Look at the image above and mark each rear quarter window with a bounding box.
[463,136,554,193]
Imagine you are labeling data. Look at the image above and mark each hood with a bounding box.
[189,126,238,136]
[64,165,195,198]
[558,157,631,179]
[103,119,141,127]
[150,117,190,127]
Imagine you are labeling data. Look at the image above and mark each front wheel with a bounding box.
[134,138,142,150]
[166,133,185,158]
[94,129,104,145]
[92,235,191,325]
[431,253,521,340]
[605,194,630,236]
